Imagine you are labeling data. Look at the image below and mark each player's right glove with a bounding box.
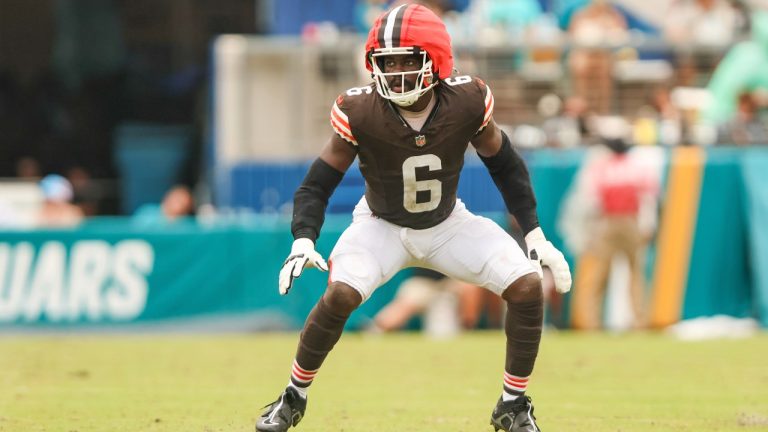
[278,238,328,295]
[524,227,572,294]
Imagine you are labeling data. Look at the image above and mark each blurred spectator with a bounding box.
[539,93,592,148]
[456,281,506,329]
[133,184,195,226]
[36,174,84,228]
[665,86,719,145]
[369,268,463,338]
[717,91,768,145]
[704,8,768,125]
[468,0,543,44]
[66,166,101,216]
[552,0,590,29]
[663,0,739,47]
[15,157,42,180]
[559,118,661,331]
[567,0,629,114]
[663,0,740,86]
[370,266,507,336]
[629,87,684,147]
[648,86,684,146]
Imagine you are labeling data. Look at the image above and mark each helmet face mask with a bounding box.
[370,47,435,107]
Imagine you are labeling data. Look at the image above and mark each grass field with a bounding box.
[1,331,767,432]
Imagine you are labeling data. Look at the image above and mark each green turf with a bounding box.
[1,331,767,431]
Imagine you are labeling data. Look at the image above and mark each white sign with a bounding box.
[0,240,154,322]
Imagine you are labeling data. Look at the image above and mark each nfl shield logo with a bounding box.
[414,135,427,147]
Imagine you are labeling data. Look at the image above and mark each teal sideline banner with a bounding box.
[683,149,753,321]
[1,148,766,328]
[741,149,768,327]
[0,217,408,329]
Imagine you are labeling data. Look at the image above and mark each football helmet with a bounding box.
[364,4,454,107]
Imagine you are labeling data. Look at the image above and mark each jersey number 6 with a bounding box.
[402,154,442,213]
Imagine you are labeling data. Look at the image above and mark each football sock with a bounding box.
[289,290,357,398]
[504,294,543,394]
[287,360,317,399]
[502,372,528,401]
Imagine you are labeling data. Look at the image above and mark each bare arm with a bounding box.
[318,133,358,173]
[470,118,503,157]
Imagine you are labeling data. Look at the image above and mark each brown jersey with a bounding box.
[330,75,494,229]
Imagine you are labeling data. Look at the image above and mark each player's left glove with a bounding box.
[524,227,572,294]
[278,238,328,295]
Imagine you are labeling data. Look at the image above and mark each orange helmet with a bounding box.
[364,4,454,106]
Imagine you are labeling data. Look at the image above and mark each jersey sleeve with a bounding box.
[477,81,495,134]
[330,96,358,146]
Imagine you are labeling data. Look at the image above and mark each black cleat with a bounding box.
[256,387,307,432]
[490,395,541,432]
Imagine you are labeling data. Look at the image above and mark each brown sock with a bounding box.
[504,296,543,381]
[291,293,355,388]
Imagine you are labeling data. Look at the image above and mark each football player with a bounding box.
[255,4,571,432]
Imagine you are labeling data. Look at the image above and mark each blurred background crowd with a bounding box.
[0,0,767,224]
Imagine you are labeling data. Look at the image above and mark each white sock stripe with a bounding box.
[503,372,529,392]
[504,383,527,392]
[503,373,529,382]
[291,377,314,384]
[291,370,316,382]
[503,376,527,383]
[292,360,318,375]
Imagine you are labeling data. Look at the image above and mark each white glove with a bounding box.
[524,227,572,294]
[278,238,328,295]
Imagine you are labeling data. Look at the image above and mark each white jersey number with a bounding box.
[346,85,373,96]
[444,75,472,86]
[402,154,442,213]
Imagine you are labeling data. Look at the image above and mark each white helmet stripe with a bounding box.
[383,4,406,48]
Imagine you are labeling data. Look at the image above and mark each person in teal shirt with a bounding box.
[705,10,768,125]
[486,0,543,29]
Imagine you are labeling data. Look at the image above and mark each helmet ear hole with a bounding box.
[367,52,377,72]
